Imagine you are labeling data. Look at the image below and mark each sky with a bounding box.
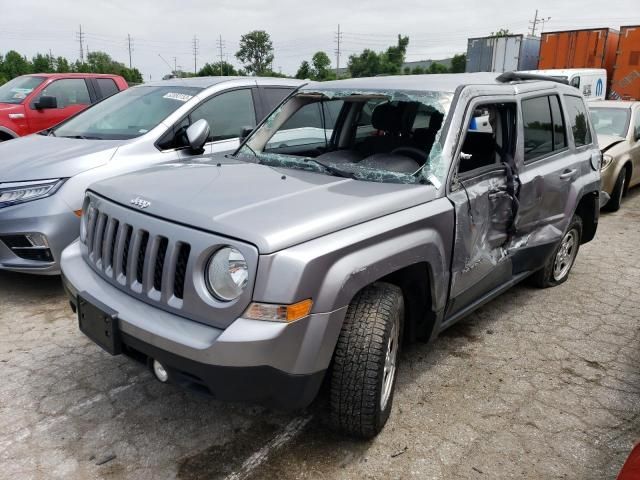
[1,0,639,81]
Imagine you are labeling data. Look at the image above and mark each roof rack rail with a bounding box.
[496,71,569,85]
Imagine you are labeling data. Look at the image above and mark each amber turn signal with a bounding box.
[244,299,313,323]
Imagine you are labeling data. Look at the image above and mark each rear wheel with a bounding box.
[329,282,404,439]
[605,166,627,212]
[530,215,582,288]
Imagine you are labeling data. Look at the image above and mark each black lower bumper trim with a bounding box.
[122,333,326,410]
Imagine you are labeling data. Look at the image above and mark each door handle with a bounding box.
[559,168,577,180]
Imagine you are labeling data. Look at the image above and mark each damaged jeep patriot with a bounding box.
[61,72,601,438]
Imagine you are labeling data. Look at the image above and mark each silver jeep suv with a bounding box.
[61,72,601,438]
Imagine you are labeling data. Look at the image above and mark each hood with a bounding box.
[0,134,125,181]
[0,102,24,115]
[91,156,437,253]
[597,134,626,154]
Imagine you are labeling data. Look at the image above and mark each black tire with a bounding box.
[329,282,404,439]
[605,166,627,212]
[530,215,582,288]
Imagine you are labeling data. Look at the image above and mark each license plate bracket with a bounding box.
[78,292,122,355]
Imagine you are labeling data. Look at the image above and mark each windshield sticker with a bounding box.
[163,92,193,102]
[13,92,27,99]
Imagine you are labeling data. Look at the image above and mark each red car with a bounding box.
[0,73,128,141]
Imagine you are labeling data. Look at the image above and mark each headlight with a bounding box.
[601,154,613,170]
[205,247,248,301]
[80,203,95,244]
[0,178,65,208]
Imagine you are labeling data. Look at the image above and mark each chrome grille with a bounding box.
[85,207,191,302]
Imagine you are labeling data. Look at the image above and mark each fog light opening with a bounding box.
[152,359,169,383]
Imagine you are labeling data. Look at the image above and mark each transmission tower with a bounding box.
[334,24,343,78]
[192,36,199,74]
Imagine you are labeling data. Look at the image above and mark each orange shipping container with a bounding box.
[538,28,619,84]
[611,26,640,100]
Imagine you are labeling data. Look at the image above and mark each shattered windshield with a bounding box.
[238,88,453,185]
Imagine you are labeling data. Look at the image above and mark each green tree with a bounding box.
[412,66,426,74]
[295,60,312,79]
[312,51,332,80]
[428,62,449,74]
[404,66,412,75]
[491,28,512,37]
[236,30,274,75]
[450,53,466,73]
[2,50,31,78]
[31,53,53,73]
[55,56,71,73]
[198,61,238,76]
[347,35,409,78]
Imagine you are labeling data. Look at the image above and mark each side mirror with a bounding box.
[239,126,253,142]
[186,119,210,152]
[35,95,57,110]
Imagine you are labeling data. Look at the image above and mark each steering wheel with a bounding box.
[390,146,428,164]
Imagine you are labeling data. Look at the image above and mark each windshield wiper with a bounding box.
[305,158,357,179]
[58,135,103,140]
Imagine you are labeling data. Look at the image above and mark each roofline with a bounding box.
[542,27,620,35]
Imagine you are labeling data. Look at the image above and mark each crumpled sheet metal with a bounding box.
[449,176,512,297]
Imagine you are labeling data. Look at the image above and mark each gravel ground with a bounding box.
[1,189,639,480]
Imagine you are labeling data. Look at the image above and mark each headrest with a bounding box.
[371,103,397,132]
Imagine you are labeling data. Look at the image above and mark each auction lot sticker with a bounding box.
[163,92,193,102]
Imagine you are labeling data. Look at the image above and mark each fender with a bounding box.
[0,126,18,139]
[252,197,455,314]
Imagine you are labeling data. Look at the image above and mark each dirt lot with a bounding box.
[1,190,640,480]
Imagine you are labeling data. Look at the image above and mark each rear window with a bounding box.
[0,76,45,104]
[522,95,568,162]
[564,95,592,147]
[96,78,119,99]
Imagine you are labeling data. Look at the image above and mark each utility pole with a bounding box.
[173,57,177,75]
[217,35,226,75]
[529,10,550,37]
[127,34,133,68]
[192,36,199,74]
[76,24,85,62]
[334,24,343,78]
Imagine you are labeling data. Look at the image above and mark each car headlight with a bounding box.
[205,247,248,301]
[601,154,613,170]
[0,178,65,208]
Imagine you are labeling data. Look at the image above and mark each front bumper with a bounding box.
[61,241,347,409]
[0,195,79,274]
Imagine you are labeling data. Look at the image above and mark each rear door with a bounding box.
[28,78,92,132]
[512,92,591,271]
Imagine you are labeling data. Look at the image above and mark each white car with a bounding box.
[0,76,303,274]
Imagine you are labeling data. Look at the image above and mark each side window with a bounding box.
[265,99,344,151]
[549,95,568,150]
[457,102,517,175]
[564,95,592,148]
[96,78,119,99]
[634,109,640,140]
[190,89,256,142]
[37,79,90,108]
[261,87,293,112]
[570,76,581,89]
[522,97,553,162]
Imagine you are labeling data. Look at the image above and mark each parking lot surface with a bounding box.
[2,190,640,480]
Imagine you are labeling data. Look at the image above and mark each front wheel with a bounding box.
[530,215,582,288]
[329,282,404,438]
